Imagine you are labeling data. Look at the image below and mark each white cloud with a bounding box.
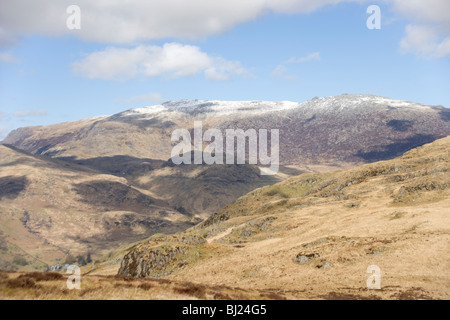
[392,0,450,58]
[0,0,362,45]
[272,65,288,76]
[271,64,298,81]
[0,27,17,48]
[0,51,19,64]
[204,58,247,81]
[286,52,321,64]
[1,0,449,60]
[73,43,247,81]
[435,38,450,58]
[400,25,450,58]
[272,52,320,80]
[14,109,47,117]
[391,0,450,26]
[116,93,164,104]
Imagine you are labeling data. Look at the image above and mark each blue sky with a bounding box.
[0,0,449,139]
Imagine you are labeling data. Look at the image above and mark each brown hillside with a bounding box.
[118,136,450,299]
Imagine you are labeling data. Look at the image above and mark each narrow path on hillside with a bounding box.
[207,227,235,243]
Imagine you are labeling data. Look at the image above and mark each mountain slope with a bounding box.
[0,145,194,271]
[3,94,449,166]
[117,136,450,300]
[0,145,286,271]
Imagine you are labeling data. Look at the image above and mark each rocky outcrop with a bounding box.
[118,235,206,278]
[119,245,188,278]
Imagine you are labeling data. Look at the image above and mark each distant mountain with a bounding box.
[1,94,449,272]
[3,94,449,166]
[118,136,450,300]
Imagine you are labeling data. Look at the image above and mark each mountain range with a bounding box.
[0,94,449,273]
[3,94,449,165]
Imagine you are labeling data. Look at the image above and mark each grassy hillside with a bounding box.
[1,136,448,299]
[116,136,450,299]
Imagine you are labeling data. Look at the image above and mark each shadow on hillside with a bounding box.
[439,108,450,122]
[106,114,176,129]
[355,134,439,162]
[386,120,414,132]
[58,155,166,176]
[0,176,28,200]
[72,180,168,212]
[0,144,95,173]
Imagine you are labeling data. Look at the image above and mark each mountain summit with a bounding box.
[3,94,449,167]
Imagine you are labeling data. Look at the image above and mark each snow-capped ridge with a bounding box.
[117,94,433,119]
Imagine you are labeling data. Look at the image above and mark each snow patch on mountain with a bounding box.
[114,94,433,120]
[121,104,168,116]
[119,100,300,118]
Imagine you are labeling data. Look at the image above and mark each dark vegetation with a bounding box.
[0,176,28,200]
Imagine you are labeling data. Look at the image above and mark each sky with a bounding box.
[0,0,449,139]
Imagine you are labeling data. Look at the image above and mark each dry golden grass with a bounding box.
[0,271,285,300]
[117,136,450,300]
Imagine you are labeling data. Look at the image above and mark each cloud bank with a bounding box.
[0,0,448,81]
[0,0,357,44]
[73,43,247,81]
[392,0,450,58]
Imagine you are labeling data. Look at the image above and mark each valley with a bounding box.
[0,95,448,299]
